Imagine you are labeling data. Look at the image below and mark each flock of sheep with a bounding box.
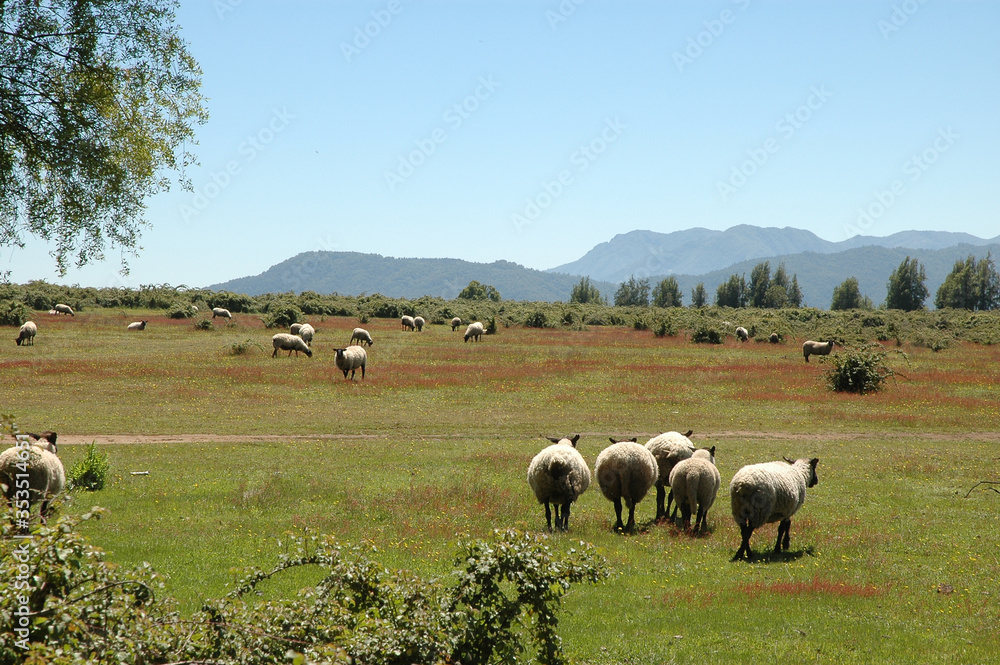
[527,431,819,561]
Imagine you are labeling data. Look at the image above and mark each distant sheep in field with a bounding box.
[730,457,819,561]
[290,323,303,335]
[351,327,373,347]
[735,326,749,342]
[413,316,425,331]
[0,436,65,524]
[802,340,834,362]
[594,439,658,533]
[47,309,57,315]
[334,346,367,380]
[668,447,720,533]
[15,321,37,346]
[527,435,591,531]
[212,307,232,321]
[54,304,74,316]
[298,323,315,346]
[401,315,415,331]
[126,320,148,331]
[464,322,484,343]
[644,430,695,521]
[769,332,780,344]
[451,317,462,331]
[271,333,312,358]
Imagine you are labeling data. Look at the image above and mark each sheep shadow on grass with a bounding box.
[733,545,816,564]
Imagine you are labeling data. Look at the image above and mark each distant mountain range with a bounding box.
[209,226,1000,308]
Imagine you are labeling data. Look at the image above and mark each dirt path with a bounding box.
[52,430,1000,445]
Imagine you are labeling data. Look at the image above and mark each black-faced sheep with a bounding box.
[127,320,148,331]
[644,430,695,521]
[413,316,425,331]
[735,326,749,342]
[298,323,315,346]
[464,321,484,343]
[15,321,37,346]
[53,304,74,316]
[451,317,462,331]
[527,435,591,531]
[334,346,366,380]
[272,333,312,358]
[730,457,819,561]
[594,439,658,533]
[802,340,834,362]
[769,332,780,344]
[668,447,720,533]
[0,437,65,524]
[401,315,415,331]
[351,327,374,347]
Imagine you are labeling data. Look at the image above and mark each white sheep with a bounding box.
[730,457,820,561]
[212,307,232,321]
[47,309,57,315]
[351,327,374,347]
[451,317,462,331]
[271,333,313,358]
[668,447,720,533]
[126,320,148,331]
[401,315,415,331]
[769,332,780,344]
[735,326,749,342]
[644,430,695,521]
[334,346,367,380]
[527,435,591,531]
[594,439,658,533]
[54,303,74,316]
[464,321,484,343]
[0,436,65,524]
[802,340,834,362]
[413,316,425,331]
[290,323,303,335]
[298,323,315,346]
[15,321,37,346]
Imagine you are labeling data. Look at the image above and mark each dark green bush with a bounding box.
[259,303,304,329]
[823,342,906,394]
[525,310,549,328]
[194,319,214,331]
[691,324,723,344]
[167,302,196,319]
[0,299,33,326]
[654,318,677,338]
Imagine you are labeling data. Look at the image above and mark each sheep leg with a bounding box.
[775,518,791,552]
[679,502,692,531]
[544,502,553,531]
[732,522,754,561]
[694,505,707,534]
[625,501,637,533]
[560,502,571,530]
[655,483,666,521]
[612,498,625,532]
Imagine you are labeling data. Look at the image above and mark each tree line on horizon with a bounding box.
[569,255,1000,313]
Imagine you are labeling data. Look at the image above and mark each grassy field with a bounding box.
[3,309,999,663]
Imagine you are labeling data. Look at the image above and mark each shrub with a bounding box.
[194,319,214,331]
[226,339,265,356]
[823,342,906,394]
[485,316,497,335]
[259,303,304,329]
[0,299,33,326]
[654,318,677,338]
[0,514,606,665]
[691,324,723,344]
[633,317,649,331]
[525,310,549,328]
[67,442,110,491]
[167,302,196,319]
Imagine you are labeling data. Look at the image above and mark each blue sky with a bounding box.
[5,0,999,289]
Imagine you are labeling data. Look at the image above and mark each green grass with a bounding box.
[5,309,1000,663]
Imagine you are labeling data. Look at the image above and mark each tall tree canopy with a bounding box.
[934,254,1000,311]
[613,275,650,307]
[830,277,873,310]
[651,276,682,308]
[1,0,208,274]
[884,256,928,311]
[569,276,604,304]
[690,282,707,308]
[457,280,501,302]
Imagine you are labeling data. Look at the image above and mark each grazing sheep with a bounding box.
[351,327,374,347]
[594,439,658,533]
[290,323,303,335]
[730,457,820,561]
[334,346,367,380]
[271,333,313,358]
[464,321,484,343]
[191,305,199,313]
[212,307,232,321]
[15,321,37,346]
[668,447,720,533]
[47,309,57,315]
[413,316,425,331]
[644,430,695,521]
[527,435,591,531]
[0,437,65,524]
[401,315,415,331]
[451,317,462,331]
[769,332,780,344]
[298,323,315,346]
[25,431,58,447]
[54,304,74,316]
[126,320,148,331]
[735,326,749,342]
[802,340,835,362]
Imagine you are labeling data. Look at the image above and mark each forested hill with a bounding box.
[208,252,616,302]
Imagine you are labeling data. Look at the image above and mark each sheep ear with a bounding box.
[708,446,716,456]
[783,456,794,464]
[810,458,819,468]
[569,434,580,446]
[543,435,561,443]
[683,430,693,437]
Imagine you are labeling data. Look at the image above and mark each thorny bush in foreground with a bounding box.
[822,342,908,395]
[0,510,607,665]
